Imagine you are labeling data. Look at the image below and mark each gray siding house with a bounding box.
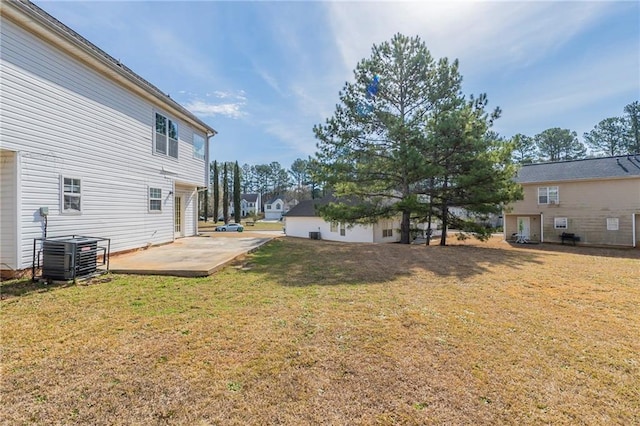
[0,0,216,277]
[504,155,640,247]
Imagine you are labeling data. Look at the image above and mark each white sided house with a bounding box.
[284,196,401,243]
[264,197,288,221]
[0,0,216,277]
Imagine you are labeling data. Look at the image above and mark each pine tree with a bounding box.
[233,161,241,223]
[222,162,229,223]
[314,33,521,244]
[212,160,219,222]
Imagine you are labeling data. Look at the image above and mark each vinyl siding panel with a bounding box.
[1,17,207,270]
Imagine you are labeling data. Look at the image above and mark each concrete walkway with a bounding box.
[109,233,277,277]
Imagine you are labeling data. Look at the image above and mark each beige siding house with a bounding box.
[504,156,640,247]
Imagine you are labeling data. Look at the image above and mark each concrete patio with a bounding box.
[108,232,278,277]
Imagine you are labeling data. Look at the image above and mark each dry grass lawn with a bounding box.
[1,237,639,425]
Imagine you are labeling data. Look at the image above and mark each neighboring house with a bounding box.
[283,196,401,243]
[264,197,289,220]
[0,0,216,277]
[229,193,261,218]
[504,155,640,247]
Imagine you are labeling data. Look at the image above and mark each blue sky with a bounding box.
[36,1,639,168]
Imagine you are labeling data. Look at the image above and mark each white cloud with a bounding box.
[183,100,246,119]
[325,2,616,74]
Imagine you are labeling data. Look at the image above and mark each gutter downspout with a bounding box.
[633,213,636,248]
[540,213,544,243]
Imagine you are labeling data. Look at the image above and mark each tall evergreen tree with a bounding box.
[241,163,255,193]
[254,164,271,209]
[624,101,640,153]
[314,33,520,244]
[305,157,324,199]
[289,158,309,200]
[534,128,586,161]
[222,162,229,223]
[233,161,241,223]
[212,160,220,222]
[511,133,537,164]
[583,117,627,156]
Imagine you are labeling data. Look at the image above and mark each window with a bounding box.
[538,186,559,204]
[554,217,568,229]
[62,177,81,213]
[275,203,281,210]
[266,204,271,210]
[155,113,178,159]
[149,187,162,212]
[382,221,394,237]
[606,217,619,231]
[330,222,338,233]
[340,223,346,236]
[193,133,205,160]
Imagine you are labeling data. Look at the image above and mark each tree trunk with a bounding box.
[439,205,448,246]
[401,210,411,244]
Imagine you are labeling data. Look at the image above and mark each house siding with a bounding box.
[0,16,209,271]
[285,216,402,243]
[507,178,640,246]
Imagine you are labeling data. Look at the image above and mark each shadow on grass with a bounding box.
[507,241,640,260]
[244,238,546,286]
[0,278,74,300]
[0,276,113,300]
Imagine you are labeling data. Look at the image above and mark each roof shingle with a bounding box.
[516,155,640,183]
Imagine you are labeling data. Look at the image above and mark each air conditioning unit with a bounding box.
[309,231,321,240]
[42,236,99,280]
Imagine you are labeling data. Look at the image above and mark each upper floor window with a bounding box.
[266,204,272,210]
[155,113,178,159]
[538,186,559,204]
[193,133,205,160]
[275,203,281,210]
[62,176,81,213]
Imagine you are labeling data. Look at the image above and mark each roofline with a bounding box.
[1,0,217,136]
[519,154,640,168]
[517,174,640,185]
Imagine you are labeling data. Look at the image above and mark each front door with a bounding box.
[517,216,531,238]
[174,196,183,238]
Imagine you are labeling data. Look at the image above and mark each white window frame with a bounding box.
[382,221,394,237]
[193,133,205,160]
[149,187,162,212]
[154,112,179,159]
[606,217,619,231]
[538,186,559,204]
[340,223,346,236]
[554,217,568,229]
[330,222,338,233]
[61,176,82,214]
